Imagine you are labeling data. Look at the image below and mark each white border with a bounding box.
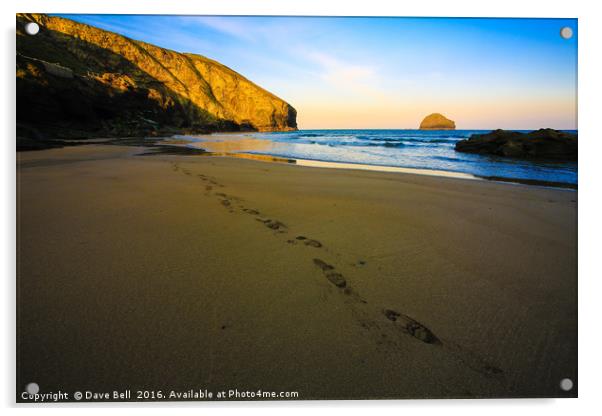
[8,0,584,17]
[3,1,601,415]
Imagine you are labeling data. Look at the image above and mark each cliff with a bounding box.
[16,13,297,149]
[455,129,577,161]
[419,113,455,130]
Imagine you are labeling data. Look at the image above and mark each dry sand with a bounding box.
[17,145,577,400]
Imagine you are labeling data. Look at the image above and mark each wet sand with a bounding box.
[17,145,577,400]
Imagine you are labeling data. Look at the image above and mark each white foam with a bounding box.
[294,158,480,180]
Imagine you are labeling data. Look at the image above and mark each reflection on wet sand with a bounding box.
[179,134,277,153]
[162,134,296,163]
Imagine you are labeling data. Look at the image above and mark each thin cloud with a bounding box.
[185,16,257,42]
[300,50,391,102]
[308,52,376,85]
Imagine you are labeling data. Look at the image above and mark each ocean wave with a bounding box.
[250,130,577,185]
[299,140,456,149]
[356,136,460,144]
[368,142,405,148]
[397,138,459,143]
[279,132,466,145]
[297,133,323,138]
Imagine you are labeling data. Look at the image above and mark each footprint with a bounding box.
[344,287,368,303]
[325,272,346,288]
[220,199,231,207]
[380,310,503,378]
[383,309,441,345]
[286,237,322,248]
[292,236,322,248]
[243,208,260,215]
[215,192,242,202]
[205,185,213,191]
[258,219,287,231]
[313,258,334,271]
[313,258,346,288]
[444,341,505,379]
[304,239,322,248]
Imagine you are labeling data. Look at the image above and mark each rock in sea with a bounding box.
[419,113,456,130]
[454,128,577,161]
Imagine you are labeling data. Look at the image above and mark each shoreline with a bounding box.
[17,133,579,190]
[274,156,577,190]
[171,133,579,190]
[147,139,579,190]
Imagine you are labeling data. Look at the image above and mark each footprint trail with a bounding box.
[171,160,506,385]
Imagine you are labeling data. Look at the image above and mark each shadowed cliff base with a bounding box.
[16,14,297,150]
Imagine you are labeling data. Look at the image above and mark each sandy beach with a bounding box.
[17,144,577,400]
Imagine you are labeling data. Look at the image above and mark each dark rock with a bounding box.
[455,129,577,161]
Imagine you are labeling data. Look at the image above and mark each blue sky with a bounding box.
[58,14,577,129]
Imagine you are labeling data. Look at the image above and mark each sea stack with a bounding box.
[419,113,456,130]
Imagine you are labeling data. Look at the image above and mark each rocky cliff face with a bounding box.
[419,113,455,130]
[16,13,297,148]
[455,129,577,161]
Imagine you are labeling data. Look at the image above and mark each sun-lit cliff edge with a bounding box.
[16,13,297,149]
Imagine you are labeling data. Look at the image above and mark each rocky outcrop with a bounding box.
[419,113,455,130]
[455,129,577,161]
[16,13,297,148]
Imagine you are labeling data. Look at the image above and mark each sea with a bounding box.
[176,129,578,186]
